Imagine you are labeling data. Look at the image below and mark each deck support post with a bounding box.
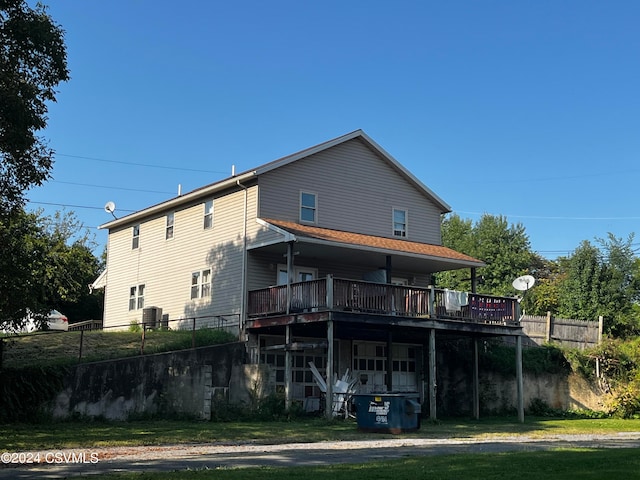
[386,330,393,391]
[516,334,524,423]
[429,329,437,420]
[471,267,477,293]
[325,320,334,419]
[473,337,480,419]
[285,242,294,314]
[285,324,292,411]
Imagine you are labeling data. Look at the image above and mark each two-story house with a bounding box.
[98,130,525,420]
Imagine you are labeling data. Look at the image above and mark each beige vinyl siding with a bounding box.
[258,138,443,244]
[103,186,258,328]
[245,251,432,291]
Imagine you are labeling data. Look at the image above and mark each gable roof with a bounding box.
[254,130,451,213]
[261,218,484,268]
[100,130,450,229]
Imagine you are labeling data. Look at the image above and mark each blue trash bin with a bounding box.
[353,393,421,433]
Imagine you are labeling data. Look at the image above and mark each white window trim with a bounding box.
[129,284,145,311]
[132,225,140,249]
[392,208,408,238]
[299,191,317,224]
[190,268,212,300]
[166,212,175,240]
[204,199,214,229]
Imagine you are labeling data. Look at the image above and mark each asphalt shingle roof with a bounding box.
[263,219,484,265]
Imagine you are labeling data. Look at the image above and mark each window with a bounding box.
[132,225,140,249]
[300,192,316,223]
[191,268,212,299]
[129,284,145,310]
[204,200,213,229]
[166,212,174,240]
[393,209,407,237]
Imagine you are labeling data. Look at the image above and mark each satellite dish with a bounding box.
[104,201,117,219]
[512,275,535,291]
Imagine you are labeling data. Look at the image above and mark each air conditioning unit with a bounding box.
[142,307,162,328]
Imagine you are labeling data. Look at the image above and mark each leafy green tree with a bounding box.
[0,0,69,213]
[0,209,102,331]
[0,209,50,329]
[436,213,533,296]
[557,234,640,336]
[523,253,562,316]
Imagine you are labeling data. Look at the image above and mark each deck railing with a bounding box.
[247,275,519,325]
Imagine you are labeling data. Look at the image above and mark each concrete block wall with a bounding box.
[51,342,247,421]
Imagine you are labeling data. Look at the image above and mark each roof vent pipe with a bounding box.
[232,164,236,177]
[177,184,182,196]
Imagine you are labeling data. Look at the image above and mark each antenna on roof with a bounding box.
[104,201,117,220]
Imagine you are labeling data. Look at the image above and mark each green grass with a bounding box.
[0,328,237,368]
[69,448,640,480]
[2,416,640,451]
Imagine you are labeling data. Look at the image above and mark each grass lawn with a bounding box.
[0,328,236,368]
[67,448,640,480]
[3,416,640,451]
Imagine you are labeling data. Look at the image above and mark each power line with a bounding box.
[52,180,174,195]
[28,200,136,213]
[56,153,231,174]
[455,210,640,221]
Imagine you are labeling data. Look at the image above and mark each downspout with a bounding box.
[237,180,248,337]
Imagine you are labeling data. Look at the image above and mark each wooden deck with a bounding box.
[247,275,519,327]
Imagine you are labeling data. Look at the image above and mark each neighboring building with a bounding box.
[98,130,525,419]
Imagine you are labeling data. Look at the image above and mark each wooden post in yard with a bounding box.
[78,330,84,360]
[546,311,552,343]
[325,320,334,420]
[473,337,479,419]
[598,316,604,345]
[516,334,524,423]
[285,325,292,411]
[141,323,146,355]
[429,329,437,420]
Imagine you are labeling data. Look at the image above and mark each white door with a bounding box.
[277,265,317,284]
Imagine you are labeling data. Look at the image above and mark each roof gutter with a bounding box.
[99,171,256,230]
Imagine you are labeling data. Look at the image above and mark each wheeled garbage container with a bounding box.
[353,393,421,433]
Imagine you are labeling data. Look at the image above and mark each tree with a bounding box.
[523,253,562,316]
[0,209,103,331]
[0,208,49,329]
[436,213,534,296]
[0,0,69,213]
[557,234,640,336]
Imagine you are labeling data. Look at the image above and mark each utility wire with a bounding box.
[56,153,231,174]
[52,180,174,195]
[28,200,136,213]
[455,210,640,221]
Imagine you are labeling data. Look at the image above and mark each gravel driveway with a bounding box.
[3,432,640,479]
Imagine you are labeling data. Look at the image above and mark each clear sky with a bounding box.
[26,1,640,259]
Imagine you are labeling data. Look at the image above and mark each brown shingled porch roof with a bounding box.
[262,219,484,268]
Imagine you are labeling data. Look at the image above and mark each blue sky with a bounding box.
[27,1,640,259]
